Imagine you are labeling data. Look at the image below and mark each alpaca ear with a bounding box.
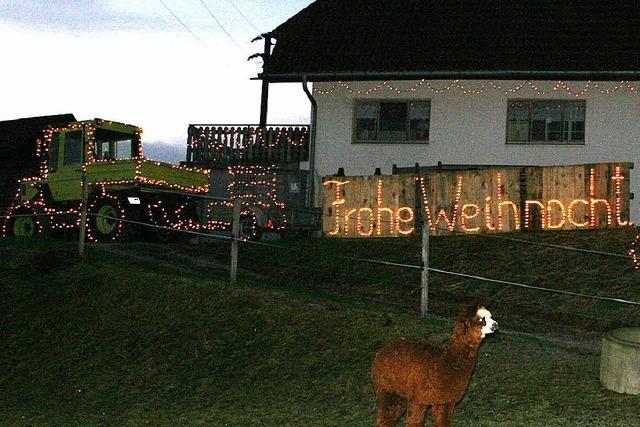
[462,303,481,319]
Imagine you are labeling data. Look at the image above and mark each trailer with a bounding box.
[184,124,322,239]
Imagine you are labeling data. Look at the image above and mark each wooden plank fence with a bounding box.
[322,163,632,237]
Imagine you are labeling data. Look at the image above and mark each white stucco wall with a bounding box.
[311,80,640,221]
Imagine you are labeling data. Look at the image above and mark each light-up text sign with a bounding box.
[322,164,631,237]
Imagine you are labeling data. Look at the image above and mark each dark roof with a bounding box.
[262,0,640,82]
[0,114,76,169]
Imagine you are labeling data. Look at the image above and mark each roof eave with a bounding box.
[258,70,640,83]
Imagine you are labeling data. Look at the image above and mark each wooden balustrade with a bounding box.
[186,124,310,167]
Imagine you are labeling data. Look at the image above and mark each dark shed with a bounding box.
[0,114,76,208]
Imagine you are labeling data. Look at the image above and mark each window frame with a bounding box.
[93,127,137,161]
[48,133,61,173]
[352,99,431,144]
[62,130,84,166]
[505,99,586,145]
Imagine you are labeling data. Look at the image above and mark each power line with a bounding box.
[157,0,208,47]
[197,0,241,47]
[224,0,259,31]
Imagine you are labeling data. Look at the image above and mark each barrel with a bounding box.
[600,328,640,394]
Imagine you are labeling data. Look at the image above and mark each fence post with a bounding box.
[421,221,430,318]
[78,174,89,257]
[230,198,242,284]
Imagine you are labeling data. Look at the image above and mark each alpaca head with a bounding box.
[458,304,498,339]
[476,307,498,338]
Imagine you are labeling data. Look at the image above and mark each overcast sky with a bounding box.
[0,0,314,148]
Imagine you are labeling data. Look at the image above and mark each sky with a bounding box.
[0,0,314,161]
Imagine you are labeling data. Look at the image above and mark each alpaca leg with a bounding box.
[405,401,427,427]
[431,403,455,427]
[376,391,407,427]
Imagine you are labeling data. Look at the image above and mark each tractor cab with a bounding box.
[43,119,142,201]
[45,119,141,168]
[92,124,141,161]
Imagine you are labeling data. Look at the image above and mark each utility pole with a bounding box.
[259,35,272,128]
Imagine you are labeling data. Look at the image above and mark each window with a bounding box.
[95,140,111,160]
[63,131,82,165]
[48,134,60,172]
[94,128,135,160]
[507,100,585,144]
[354,100,430,142]
[115,139,133,159]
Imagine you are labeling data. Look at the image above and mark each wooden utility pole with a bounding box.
[421,221,430,317]
[78,174,89,257]
[230,198,242,284]
[259,36,272,128]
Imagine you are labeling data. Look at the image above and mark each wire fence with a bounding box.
[3,185,640,338]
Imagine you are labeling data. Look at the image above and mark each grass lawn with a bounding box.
[1,237,640,426]
[225,227,640,339]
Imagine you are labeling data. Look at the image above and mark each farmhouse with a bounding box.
[252,0,640,225]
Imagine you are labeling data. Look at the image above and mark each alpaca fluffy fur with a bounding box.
[371,304,497,427]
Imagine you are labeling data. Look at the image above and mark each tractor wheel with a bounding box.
[3,205,46,238]
[87,195,127,242]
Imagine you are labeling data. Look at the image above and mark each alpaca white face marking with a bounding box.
[477,308,497,338]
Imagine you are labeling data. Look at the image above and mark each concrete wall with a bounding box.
[311,80,640,221]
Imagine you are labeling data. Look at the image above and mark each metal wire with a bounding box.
[6,209,638,308]
[349,256,640,307]
[3,212,74,218]
[87,213,231,241]
[141,188,232,202]
[198,0,241,47]
[324,212,631,259]
[435,225,631,259]
[157,0,208,47]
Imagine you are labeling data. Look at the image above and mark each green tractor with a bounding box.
[3,118,210,241]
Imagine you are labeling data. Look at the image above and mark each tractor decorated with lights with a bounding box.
[2,118,210,242]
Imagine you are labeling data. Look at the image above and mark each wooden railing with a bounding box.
[186,124,310,167]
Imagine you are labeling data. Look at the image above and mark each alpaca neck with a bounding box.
[433,324,483,402]
[444,323,482,367]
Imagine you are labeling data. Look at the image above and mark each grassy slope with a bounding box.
[217,227,640,339]
[1,238,640,426]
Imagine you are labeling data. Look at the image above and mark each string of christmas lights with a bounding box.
[139,165,289,240]
[228,165,285,211]
[1,187,83,237]
[4,119,211,241]
[314,80,640,97]
[629,234,640,270]
[1,189,44,237]
[325,167,631,238]
[142,197,258,240]
[191,127,309,151]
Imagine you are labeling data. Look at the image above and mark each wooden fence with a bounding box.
[322,163,632,237]
[186,124,309,167]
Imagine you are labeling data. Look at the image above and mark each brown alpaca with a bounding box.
[371,304,497,427]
